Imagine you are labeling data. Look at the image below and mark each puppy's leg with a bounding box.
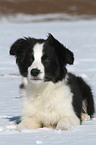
[16,117,41,131]
[56,116,80,130]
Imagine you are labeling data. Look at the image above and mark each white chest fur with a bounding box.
[21,80,80,128]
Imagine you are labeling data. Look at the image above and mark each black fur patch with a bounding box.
[67,73,95,121]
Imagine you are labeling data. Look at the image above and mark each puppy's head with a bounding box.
[10,34,74,83]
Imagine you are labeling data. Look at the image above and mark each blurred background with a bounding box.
[0,0,96,18]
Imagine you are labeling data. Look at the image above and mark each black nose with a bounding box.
[31,69,40,77]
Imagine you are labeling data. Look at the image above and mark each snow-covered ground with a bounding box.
[0,14,96,145]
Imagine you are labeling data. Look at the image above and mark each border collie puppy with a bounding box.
[10,34,95,130]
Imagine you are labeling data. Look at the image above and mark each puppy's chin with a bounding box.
[28,77,44,84]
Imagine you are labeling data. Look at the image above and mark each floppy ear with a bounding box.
[10,38,25,55]
[10,38,31,77]
[47,34,74,66]
[10,38,28,63]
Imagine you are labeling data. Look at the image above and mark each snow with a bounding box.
[0,14,96,145]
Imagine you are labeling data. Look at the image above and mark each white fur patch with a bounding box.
[28,43,44,81]
[18,80,80,130]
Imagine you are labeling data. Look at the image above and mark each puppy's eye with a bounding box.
[42,54,50,64]
[27,54,34,67]
[44,57,50,63]
[30,55,34,62]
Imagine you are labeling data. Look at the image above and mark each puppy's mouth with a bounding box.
[32,78,42,81]
[30,77,43,81]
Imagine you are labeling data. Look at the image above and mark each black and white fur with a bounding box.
[10,34,95,130]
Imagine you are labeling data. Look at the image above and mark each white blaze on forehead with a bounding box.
[33,43,44,64]
[28,43,44,80]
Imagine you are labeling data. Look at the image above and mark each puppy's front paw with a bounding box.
[56,117,80,130]
[56,119,71,130]
[16,118,41,131]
